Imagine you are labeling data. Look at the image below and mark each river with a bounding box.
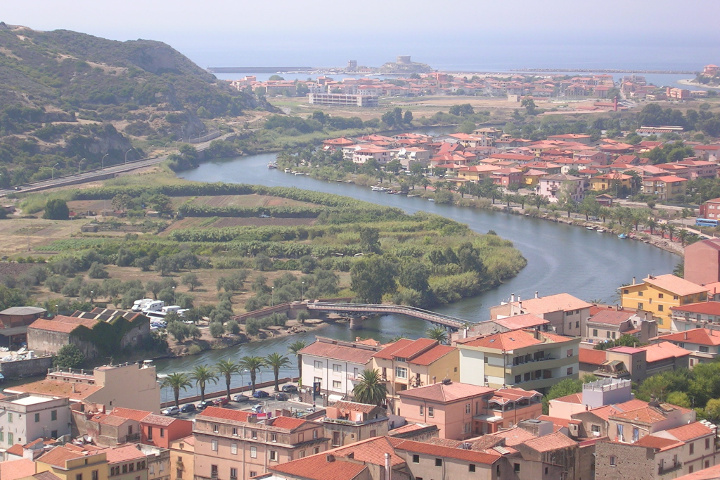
[153,152,679,401]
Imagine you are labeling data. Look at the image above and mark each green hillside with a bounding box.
[0,22,268,186]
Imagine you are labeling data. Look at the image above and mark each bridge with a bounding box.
[306,302,470,330]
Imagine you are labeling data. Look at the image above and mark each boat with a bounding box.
[371,186,386,192]
[597,229,605,233]
[618,233,628,239]
[267,162,278,169]
[284,168,291,173]
[586,226,596,230]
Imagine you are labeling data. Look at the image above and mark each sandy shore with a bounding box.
[677,78,720,90]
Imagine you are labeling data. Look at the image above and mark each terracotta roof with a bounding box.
[554,393,583,404]
[98,414,133,427]
[657,329,720,347]
[270,416,308,431]
[641,342,691,363]
[585,405,620,422]
[491,388,541,403]
[408,345,455,365]
[0,459,37,480]
[28,315,98,333]
[38,445,100,468]
[143,413,178,427]
[270,453,367,480]
[398,381,493,403]
[665,422,714,441]
[587,310,636,326]
[672,302,720,315]
[300,338,379,364]
[634,435,684,451]
[460,330,542,351]
[30,473,63,480]
[615,399,649,411]
[111,407,151,422]
[523,431,577,452]
[393,438,501,464]
[674,463,720,479]
[5,443,24,457]
[103,444,146,464]
[579,348,607,365]
[642,274,708,297]
[493,314,549,331]
[373,338,415,360]
[611,406,668,424]
[333,436,406,466]
[332,400,383,414]
[488,427,537,446]
[197,406,251,422]
[6,379,101,400]
[537,415,572,428]
[509,293,592,315]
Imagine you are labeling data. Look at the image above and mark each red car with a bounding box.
[212,397,229,406]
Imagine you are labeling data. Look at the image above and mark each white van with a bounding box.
[132,298,154,312]
[142,300,165,313]
[161,305,181,315]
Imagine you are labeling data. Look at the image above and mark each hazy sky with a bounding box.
[3,1,720,69]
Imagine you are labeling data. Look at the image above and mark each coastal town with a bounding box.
[3,11,720,480]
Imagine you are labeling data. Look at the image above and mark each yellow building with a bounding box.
[589,173,633,192]
[169,435,194,480]
[36,445,108,480]
[370,338,459,414]
[620,274,708,330]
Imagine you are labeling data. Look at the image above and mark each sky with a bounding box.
[3,1,720,70]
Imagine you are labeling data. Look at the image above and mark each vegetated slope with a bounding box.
[0,22,268,186]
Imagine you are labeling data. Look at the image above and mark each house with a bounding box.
[169,435,194,480]
[652,328,720,365]
[6,363,162,413]
[549,378,633,420]
[620,275,709,330]
[491,292,593,337]
[457,329,580,393]
[193,407,329,480]
[35,445,108,480]
[589,173,634,193]
[584,306,657,344]
[671,302,720,332]
[0,458,36,480]
[104,444,149,480]
[538,174,585,203]
[323,400,388,447]
[685,238,720,286]
[299,337,382,402]
[0,393,70,448]
[589,342,691,381]
[569,398,650,439]
[642,175,688,201]
[370,338,459,410]
[0,307,46,348]
[483,388,544,433]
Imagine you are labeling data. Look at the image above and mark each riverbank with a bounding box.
[677,78,720,90]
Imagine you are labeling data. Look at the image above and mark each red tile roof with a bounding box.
[398,381,493,403]
[641,342,691,363]
[197,406,251,422]
[611,406,668,424]
[392,338,438,360]
[5,444,24,457]
[493,314,549,331]
[460,330,542,350]
[642,274,708,297]
[29,315,98,333]
[665,422,714,441]
[674,463,720,479]
[634,435,684,451]
[408,345,455,366]
[488,427,537,446]
[270,416,308,431]
[0,459,36,480]
[554,393,583,404]
[671,302,720,315]
[143,413,180,427]
[103,444,146,463]
[111,407,151,422]
[587,310,636,326]
[300,337,380,364]
[6,379,101,400]
[522,431,577,452]
[579,348,607,365]
[270,453,367,480]
[656,328,720,347]
[37,445,100,468]
[393,438,501,464]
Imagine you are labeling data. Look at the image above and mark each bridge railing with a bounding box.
[307,302,470,328]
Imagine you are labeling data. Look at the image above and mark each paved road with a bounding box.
[0,133,233,198]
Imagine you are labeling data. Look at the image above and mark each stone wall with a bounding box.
[0,355,53,379]
[595,441,655,480]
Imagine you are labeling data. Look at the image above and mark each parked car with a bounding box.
[253,390,270,398]
[180,404,196,413]
[198,400,213,410]
[281,384,298,393]
[162,406,180,416]
[250,404,263,413]
[274,392,288,401]
[213,397,229,406]
[233,394,250,403]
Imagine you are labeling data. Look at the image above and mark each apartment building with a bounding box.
[671,302,720,332]
[322,400,388,447]
[0,394,70,448]
[35,445,108,480]
[491,292,592,337]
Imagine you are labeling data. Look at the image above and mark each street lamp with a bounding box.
[125,148,134,165]
[172,286,176,305]
[301,281,305,302]
[52,163,59,180]
[102,154,109,170]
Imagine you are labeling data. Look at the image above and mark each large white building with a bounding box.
[0,393,71,447]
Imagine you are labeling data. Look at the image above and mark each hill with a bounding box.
[0,23,269,186]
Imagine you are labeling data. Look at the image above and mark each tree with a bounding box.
[521,97,538,115]
[358,227,381,254]
[215,360,241,401]
[403,110,413,124]
[266,353,291,391]
[191,365,218,403]
[426,326,448,344]
[705,399,720,422]
[88,262,109,279]
[209,321,225,338]
[162,373,192,408]
[353,369,387,406]
[44,199,70,220]
[288,340,307,379]
[350,255,398,303]
[542,377,582,414]
[54,344,84,369]
[181,273,201,292]
[239,356,266,393]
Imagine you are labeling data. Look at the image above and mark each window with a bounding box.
[34,413,40,423]
[638,303,644,309]
[92,471,98,480]
[515,375,521,383]
[332,380,341,389]
[567,349,573,357]
[633,427,639,442]
[251,430,257,439]
[413,454,420,463]
[129,464,134,473]
[419,405,424,415]
[177,470,182,480]
[148,428,153,441]
[51,430,58,438]
[76,475,83,480]
[617,424,624,442]
[314,447,320,454]
[232,427,238,436]
[7,413,12,423]
[314,377,322,386]
[435,458,442,467]
[428,406,434,417]
[51,410,57,421]
[333,364,342,372]
[638,291,643,297]
[271,433,277,443]
[123,465,128,474]
[465,403,471,414]
[210,465,218,479]
[612,332,616,339]
[299,450,306,458]
[314,360,322,369]
[623,289,629,294]
[0,432,3,442]
[576,321,579,328]
[690,442,695,455]
[231,443,237,455]
[469,464,476,472]
[250,446,257,458]
[567,367,573,375]
[270,450,278,462]
[593,329,598,336]
[213,424,218,433]
[464,423,471,433]
[658,305,664,312]
[395,366,407,379]
[706,438,711,450]
[514,463,520,473]
[230,468,237,480]
[607,331,611,338]
[700,346,710,353]
[249,473,257,479]
[160,428,165,438]
[313,429,318,439]
[658,293,664,299]
[591,425,601,433]
[211,440,218,451]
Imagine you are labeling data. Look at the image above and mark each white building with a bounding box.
[0,393,70,448]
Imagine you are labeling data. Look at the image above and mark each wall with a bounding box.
[0,355,53,379]
[594,441,655,480]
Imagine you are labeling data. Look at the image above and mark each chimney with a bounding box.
[685,331,688,340]
[535,291,539,299]
[632,277,636,285]
[511,293,515,303]
[326,454,335,462]
[385,452,392,480]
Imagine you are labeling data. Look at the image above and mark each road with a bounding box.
[0,133,233,198]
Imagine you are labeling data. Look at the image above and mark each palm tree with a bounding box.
[266,353,292,391]
[678,229,689,247]
[287,340,307,379]
[162,372,192,408]
[647,217,657,235]
[191,365,218,403]
[667,224,676,242]
[215,360,241,400]
[239,356,266,394]
[659,223,668,239]
[353,369,387,406]
[426,326,448,345]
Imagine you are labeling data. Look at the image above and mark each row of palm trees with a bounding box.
[161,340,308,407]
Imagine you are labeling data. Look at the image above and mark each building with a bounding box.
[0,393,70,447]
[549,378,633,420]
[35,445,108,480]
[671,302,720,332]
[642,175,688,201]
[308,93,378,107]
[491,292,593,337]
[685,238,720,286]
[0,307,46,348]
[652,329,720,365]
[620,275,708,330]
[0,458,36,480]
[589,173,634,193]
[193,407,329,480]
[169,436,193,480]
[299,337,382,402]
[105,444,149,480]
[457,329,580,393]
[6,363,162,413]
[585,307,657,345]
[370,338,459,409]
[323,400,388,447]
[538,173,585,203]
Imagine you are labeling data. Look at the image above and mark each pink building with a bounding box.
[685,239,720,286]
